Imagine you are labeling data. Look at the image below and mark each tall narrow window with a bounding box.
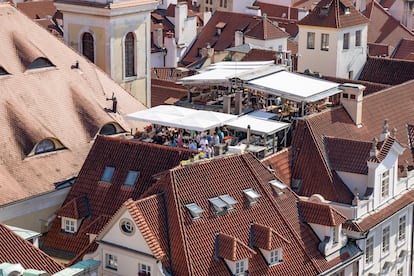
[321,33,329,51]
[82,32,94,63]
[343,33,350,49]
[355,30,361,46]
[235,260,245,275]
[365,236,373,265]
[399,215,406,242]
[307,32,315,49]
[125,32,136,78]
[381,170,390,198]
[382,226,390,254]
[138,263,151,276]
[106,254,118,270]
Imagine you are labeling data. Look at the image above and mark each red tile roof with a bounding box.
[290,79,414,204]
[254,1,300,20]
[0,4,147,207]
[324,136,372,174]
[359,56,414,85]
[368,42,392,57]
[56,195,90,219]
[392,39,414,60]
[180,11,266,65]
[322,75,391,96]
[300,200,347,226]
[134,153,358,275]
[0,224,64,274]
[298,0,369,28]
[262,147,292,186]
[241,48,278,62]
[363,0,414,48]
[151,78,188,106]
[42,135,196,259]
[16,0,56,19]
[245,16,290,40]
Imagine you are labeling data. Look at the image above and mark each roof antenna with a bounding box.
[106,92,118,113]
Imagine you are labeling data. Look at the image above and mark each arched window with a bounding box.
[99,124,117,135]
[82,32,94,63]
[35,139,56,154]
[124,32,136,77]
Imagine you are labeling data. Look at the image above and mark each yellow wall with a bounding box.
[67,23,107,73]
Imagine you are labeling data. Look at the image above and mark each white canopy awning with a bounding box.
[225,115,290,136]
[125,105,237,132]
[245,71,341,102]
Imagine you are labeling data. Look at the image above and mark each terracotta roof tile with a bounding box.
[151,78,188,106]
[368,42,392,57]
[0,4,146,207]
[218,232,256,261]
[253,223,291,250]
[298,0,369,28]
[137,153,358,275]
[291,80,414,204]
[363,0,414,48]
[181,11,264,65]
[254,1,300,20]
[245,16,290,40]
[359,56,414,85]
[322,75,390,96]
[299,200,347,226]
[262,147,292,186]
[56,195,90,219]
[324,136,371,174]
[42,135,196,259]
[16,1,56,19]
[392,39,414,60]
[0,224,64,274]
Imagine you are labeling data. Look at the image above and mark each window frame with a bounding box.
[63,218,76,233]
[321,33,329,51]
[307,32,315,49]
[106,253,118,271]
[101,166,115,183]
[124,32,136,79]
[81,32,95,63]
[343,32,350,50]
[365,235,374,266]
[381,170,390,199]
[269,248,282,265]
[398,214,406,243]
[382,225,390,255]
[138,263,151,276]
[124,170,140,186]
[355,30,361,47]
[235,259,246,275]
[35,139,56,155]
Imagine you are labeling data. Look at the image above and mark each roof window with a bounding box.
[185,203,204,219]
[0,66,9,76]
[243,188,261,205]
[27,57,55,70]
[35,139,56,155]
[209,194,238,214]
[320,6,329,16]
[269,180,287,196]
[124,170,139,186]
[101,166,115,183]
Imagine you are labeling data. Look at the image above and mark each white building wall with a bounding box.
[151,52,166,67]
[244,37,287,51]
[335,25,368,79]
[336,171,368,197]
[232,0,256,13]
[258,0,293,8]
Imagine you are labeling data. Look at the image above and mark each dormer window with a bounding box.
[124,170,139,186]
[215,22,226,36]
[243,188,260,205]
[100,124,117,135]
[0,66,9,76]
[35,139,56,154]
[332,225,339,243]
[320,6,329,16]
[27,57,54,70]
[381,170,390,199]
[186,203,204,220]
[61,217,79,233]
[269,180,286,196]
[344,7,350,14]
[101,166,115,183]
[269,248,282,265]
[209,194,237,214]
[235,259,247,275]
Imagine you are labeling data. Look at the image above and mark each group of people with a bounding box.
[135,125,230,159]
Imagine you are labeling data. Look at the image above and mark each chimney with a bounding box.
[379,119,390,142]
[339,83,365,127]
[175,2,188,45]
[153,26,164,48]
[234,30,244,47]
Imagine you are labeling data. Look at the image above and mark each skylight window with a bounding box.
[27,57,55,70]
[0,66,9,76]
[269,180,287,196]
[124,170,139,186]
[101,166,115,183]
[185,203,204,219]
[209,195,238,214]
[243,188,261,205]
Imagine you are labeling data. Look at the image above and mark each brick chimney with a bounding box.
[339,83,365,128]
